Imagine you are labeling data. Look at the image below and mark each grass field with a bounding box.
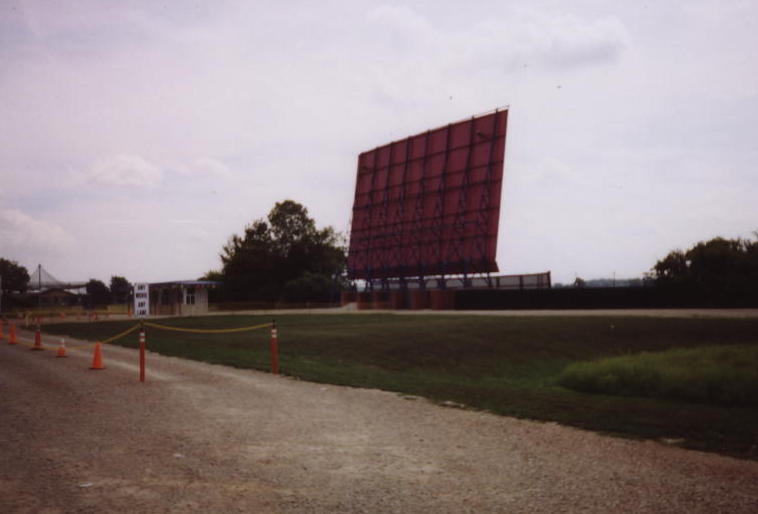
[559,344,758,405]
[42,313,758,459]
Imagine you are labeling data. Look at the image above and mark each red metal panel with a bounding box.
[348,109,508,280]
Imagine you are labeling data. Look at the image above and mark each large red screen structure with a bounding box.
[348,109,508,282]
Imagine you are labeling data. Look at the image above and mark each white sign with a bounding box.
[134,283,150,317]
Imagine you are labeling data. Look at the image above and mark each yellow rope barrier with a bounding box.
[8,321,270,351]
[101,324,141,344]
[142,321,272,334]
[20,323,142,349]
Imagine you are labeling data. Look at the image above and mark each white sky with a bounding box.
[1,0,756,285]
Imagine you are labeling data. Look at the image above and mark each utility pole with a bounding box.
[38,264,42,311]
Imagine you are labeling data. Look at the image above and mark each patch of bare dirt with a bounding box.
[2,329,757,513]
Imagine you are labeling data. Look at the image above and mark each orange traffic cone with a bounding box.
[90,342,105,370]
[56,339,68,358]
[30,327,44,351]
[8,323,17,345]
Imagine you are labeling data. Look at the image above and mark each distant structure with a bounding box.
[147,280,218,316]
[28,265,87,293]
[27,265,87,308]
[345,108,550,309]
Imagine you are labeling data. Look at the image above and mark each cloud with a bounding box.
[173,157,232,178]
[193,157,231,177]
[367,5,434,37]
[0,208,74,254]
[365,4,629,73]
[86,154,163,188]
[0,1,755,286]
[518,10,630,68]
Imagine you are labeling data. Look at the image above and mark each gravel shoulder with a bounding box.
[2,328,758,513]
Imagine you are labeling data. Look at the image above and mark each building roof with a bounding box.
[40,288,77,296]
[148,280,220,288]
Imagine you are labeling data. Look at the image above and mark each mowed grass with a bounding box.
[42,314,758,459]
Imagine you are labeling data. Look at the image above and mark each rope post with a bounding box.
[270,320,279,376]
[31,320,43,351]
[9,322,17,345]
[139,321,146,383]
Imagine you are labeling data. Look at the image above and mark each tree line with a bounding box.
[3,203,755,309]
[0,258,132,309]
[0,199,346,309]
[202,200,346,303]
[652,234,758,302]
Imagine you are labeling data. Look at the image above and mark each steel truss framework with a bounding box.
[348,109,508,288]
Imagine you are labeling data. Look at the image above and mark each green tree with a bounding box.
[1,258,30,311]
[219,200,346,302]
[0,258,30,293]
[221,219,277,300]
[199,270,224,282]
[653,250,688,285]
[652,235,758,300]
[86,279,111,307]
[282,271,340,302]
[109,276,132,304]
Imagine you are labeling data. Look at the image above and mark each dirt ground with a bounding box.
[2,327,758,513]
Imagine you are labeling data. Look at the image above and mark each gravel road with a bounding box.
[2,328,758,513]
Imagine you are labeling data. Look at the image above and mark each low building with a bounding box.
[148,281,218,316]
[39,288,82,307]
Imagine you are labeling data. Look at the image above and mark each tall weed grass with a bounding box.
[559,344,758,406]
